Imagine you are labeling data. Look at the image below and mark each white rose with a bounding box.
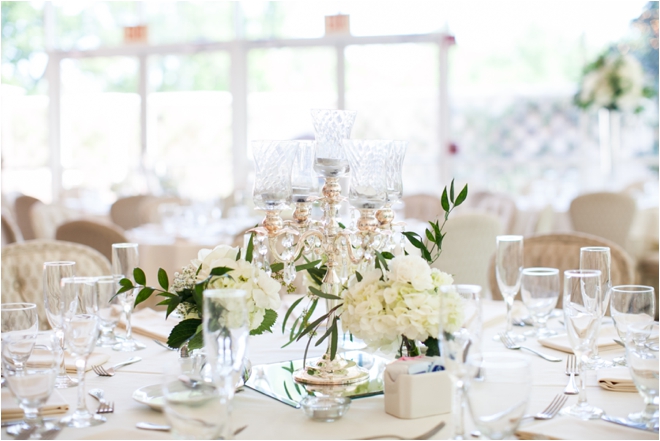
[388,255,433,291]
[192,245,240,279]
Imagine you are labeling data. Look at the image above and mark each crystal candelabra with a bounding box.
[249,110,407,385]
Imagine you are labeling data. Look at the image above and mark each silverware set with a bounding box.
[498,332,562,362]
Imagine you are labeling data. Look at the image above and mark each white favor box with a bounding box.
[384,369,453,419]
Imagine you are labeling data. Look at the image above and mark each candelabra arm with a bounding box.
[339,230,362,265]
[267,229,323,264]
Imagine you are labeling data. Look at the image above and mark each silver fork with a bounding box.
[92,356,141,377]
[525,393,569,420]
[499,332,562,362]
[564,354,579,395]
[88,388,114,414]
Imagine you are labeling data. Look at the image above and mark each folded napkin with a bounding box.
[516,416,658,440]
[118,307,180,343]
[1,388,69,421]
[28,348,110,373]
[538,326,620,354]
[597,367,637,392]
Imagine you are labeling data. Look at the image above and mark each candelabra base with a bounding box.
[293,353,370,385]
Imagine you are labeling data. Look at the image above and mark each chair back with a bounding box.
[432,212,503,295]
[488,232,635,308]
[402,194,443,222]
[56,219,128,262]
[569,192,637,249]
[466,191,518,234]
[30,203,81,239]
[110,195,153,230]
[1,240,111,330]
[138,196,186,225]
[1,209,22,247]
[14,195,41,240]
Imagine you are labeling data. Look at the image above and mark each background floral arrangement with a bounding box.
[574,48,653,113]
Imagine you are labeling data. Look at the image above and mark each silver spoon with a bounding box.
[136,422,247,436]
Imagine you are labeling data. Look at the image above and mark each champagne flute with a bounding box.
[1,303,38,371]
[43,261,77,388]
[625,322,659,428]
[439,284,482,440]
[495,235,524,342]
[580,246,614,369]
[96,275,123,347]
[610,285,655,366]
[561,269,604,420]
[3,332,62,439]
[111,243,145,351]
[59,276,106,428]
[520,268,560,338]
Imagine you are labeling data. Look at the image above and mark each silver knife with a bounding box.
[601,414,659,433]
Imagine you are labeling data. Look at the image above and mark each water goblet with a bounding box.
[465,353,532,440]
[59,277,105,428]
[43,261,77,388]
[3,332,62,439]
[439,284,482,440]
[1,303,38,371]
[610,285,655,366]
[112,243,145,351]
[520,268,560,338]
[495,235,525,342]
[625,322,659,428]
[580,246,614,369]
[561,269,604,420]
[96,275,123,347]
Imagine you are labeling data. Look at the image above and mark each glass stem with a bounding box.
[22,406,41,428]
[454,380,465,438]
[75,357,87,414]
[125,305,133,341]
[505,296,514,334]
[57,330,67,377]
[577,357,587,407]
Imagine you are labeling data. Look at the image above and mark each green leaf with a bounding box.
[425,229,435,243]
[119,278,133,288]
[245,232,254,263]
[236,248,241,261]
[421,247,432,263]
[281,295,305,333]
[296,312,330,342]
[193,282,205,314]
[355,271,363,282]
[250,309,278,335]
[338,222,346,229]
[308,286,341,301]
[187,330,204,350]
[270,262,284,273]
[450,178,455,203]
[402,231,424,250]
[134,287,155,307]
[423,336,440,357]
[133,268,146,286]
[165,297,180,319]
[376,252,389,271]
[432,221,441,245]
[455,184,468,207]
[156,292,178,299]
[283,382,293,401]
[110,284,133,301]
[210,267,233,276]
[314,322,335,347]
[167,318,202,348]
[441,187,450,213]
[330,317,338,360]
[157,268,169,291]
[156,299,170,306]
[380,251,394,260]
[295,259,321,272]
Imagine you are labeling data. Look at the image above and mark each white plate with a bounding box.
[132,384,165,411]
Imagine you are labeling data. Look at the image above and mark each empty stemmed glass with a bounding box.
[610,285,655,366]
[580,247,614,369]
[3,332,62,439]
[43,261,77,388]
[495,235,525,342]
[96,275,123,347]
[624,321,659,429]
[561,269,604,420]
[439,284,482,440]
[59,277,106,428]
[520,268,560,338]
[1,303,39,371]
[112,243,145,351]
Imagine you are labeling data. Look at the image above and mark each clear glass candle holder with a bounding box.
[252,140,297,211]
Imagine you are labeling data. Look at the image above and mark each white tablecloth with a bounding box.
[2,301,653,440]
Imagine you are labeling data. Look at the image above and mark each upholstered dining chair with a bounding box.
[14,194,41,240]
[402,194,443,222]
[1,240,112,330]
[488,232,635,309]
[55,219,128,262]
[110,195,154,230]
[432,212,503,296]
[1,209,22,247]
[30,202,81,239]
[568,191,637,249]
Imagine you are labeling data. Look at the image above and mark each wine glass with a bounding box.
[439,284,482,440]
[624,321,659,428]
[520,268,560,338]
[610,285,655,366]
[43,261,77,388]
[580,246,614,369]
[96,275,123,347]
[495,235,524,342]
[59,276,106,428]
[111,243,145,351]
[3,332,62,439]
[1,303,38,371]
[465,353,532,440]
[561,269,604,420]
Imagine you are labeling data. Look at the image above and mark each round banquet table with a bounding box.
[2,301,655,440]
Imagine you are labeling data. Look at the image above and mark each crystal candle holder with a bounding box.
[311,109,357,178]
[343,140,388,210]
[252,140,298,212]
